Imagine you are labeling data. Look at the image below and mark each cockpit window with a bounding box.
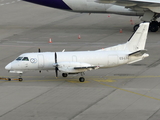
[16,57,23,61]
[22,57,29,61]
[16,57,29,61]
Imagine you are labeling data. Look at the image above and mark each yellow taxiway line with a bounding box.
[98,82,160,101]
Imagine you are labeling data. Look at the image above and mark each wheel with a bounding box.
[62,73,68,77]
[149,24,159,32]
[149,21,159,32]
[79,77,85,82]
[158,22,160,27]
[133,24,139,32]
[8,78,11,81]
[18,78,23,82]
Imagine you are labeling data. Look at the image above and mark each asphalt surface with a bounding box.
[0,0,160,120]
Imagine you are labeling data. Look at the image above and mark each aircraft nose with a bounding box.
[5,63,11,70]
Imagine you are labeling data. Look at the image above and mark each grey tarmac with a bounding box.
[0,0,160,120]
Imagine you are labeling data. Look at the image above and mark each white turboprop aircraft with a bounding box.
[5,23,149,82]
[23,0,160,32]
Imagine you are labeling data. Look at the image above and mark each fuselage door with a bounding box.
[108,55,118,67]
[38,54,44,69]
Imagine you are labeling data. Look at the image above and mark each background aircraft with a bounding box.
[23,0,160,32]
[5,23,149,82]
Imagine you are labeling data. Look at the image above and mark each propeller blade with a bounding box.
[55,67,58,78]
[55,52,58,78]
[38,48,41,53]
[55,52,57,63]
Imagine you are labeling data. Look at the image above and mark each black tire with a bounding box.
[62,73,68,77]
[19,78,23,82]
[149,24,159,32]
[133,24,139,32]
[149,21,159,32]
[79,77,85,82]
[8,78,11,81]
[158,22,160,27]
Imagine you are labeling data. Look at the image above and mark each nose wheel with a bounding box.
[18,78,23,81]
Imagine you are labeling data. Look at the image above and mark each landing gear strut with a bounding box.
[133,21,160,32]
[18,73,23,82]
[79,72,85,82]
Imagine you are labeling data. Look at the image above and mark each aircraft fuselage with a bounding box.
[7,51,130,73]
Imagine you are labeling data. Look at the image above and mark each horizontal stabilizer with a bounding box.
[129,50,147,56]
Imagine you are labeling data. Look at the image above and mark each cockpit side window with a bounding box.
[16,57,23,61]
[22,57,29,61]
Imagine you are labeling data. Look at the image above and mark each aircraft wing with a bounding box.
[96,0,160,13]
[57,62,99,73]
[74,66,99,70]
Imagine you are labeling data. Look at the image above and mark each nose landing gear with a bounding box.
[18,78,23,81]
[7,73,23,82]
[18,73,23,81]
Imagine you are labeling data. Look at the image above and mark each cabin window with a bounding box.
[22,57,29,61]
[16,57,23,61]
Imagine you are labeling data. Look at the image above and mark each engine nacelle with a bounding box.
[54,62,93,73]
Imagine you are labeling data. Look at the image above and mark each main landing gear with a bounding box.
[134,21,160,32]
[62,73,85,82]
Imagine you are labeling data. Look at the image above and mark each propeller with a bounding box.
[38,48,41,73]
[55,52,58,78]
[38,48,41,53]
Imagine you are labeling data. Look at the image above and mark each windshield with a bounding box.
[22,57,29,61]
[16,57,29,61]
[16,57,23,61]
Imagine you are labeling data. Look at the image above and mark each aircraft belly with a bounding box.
[65,0,143,15]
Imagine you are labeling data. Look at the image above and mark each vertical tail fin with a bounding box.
[126,23,149,52]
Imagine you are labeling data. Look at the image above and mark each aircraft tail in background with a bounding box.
[126,22,149,52]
